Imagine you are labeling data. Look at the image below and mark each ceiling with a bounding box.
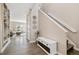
[6,3,35,22]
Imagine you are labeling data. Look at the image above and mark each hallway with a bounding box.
[1,33,46,55]
[1,3,79,55]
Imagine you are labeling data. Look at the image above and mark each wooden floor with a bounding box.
[1,33,79,55]
[1,34,46,55]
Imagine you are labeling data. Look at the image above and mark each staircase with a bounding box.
[67,43,73,51]
[39,8,77,55]
[67,40,74,54]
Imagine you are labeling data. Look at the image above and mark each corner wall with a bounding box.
[38,10,67,54]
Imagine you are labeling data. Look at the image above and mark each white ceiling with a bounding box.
[6,3,35,22]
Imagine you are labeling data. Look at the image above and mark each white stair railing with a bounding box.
[39,8,68,33]
[39,8,77,33]
[48,13,77,33]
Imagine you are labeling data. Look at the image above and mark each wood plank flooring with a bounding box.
[1,34,46,55]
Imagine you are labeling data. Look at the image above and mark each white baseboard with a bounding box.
[29,40,36,43]
[1,38,11,53]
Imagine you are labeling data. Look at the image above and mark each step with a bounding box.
[67,44,73,51]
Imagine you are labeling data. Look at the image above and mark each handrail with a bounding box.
[39,8,68,33]
[39,8,76,48]
[39,8,77,33]
[48,13,77,33]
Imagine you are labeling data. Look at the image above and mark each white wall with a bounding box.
[39,9,68,54]
[0,4,3,52]
[41,3,79,49]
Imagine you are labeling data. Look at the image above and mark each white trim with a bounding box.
[48,13,77,33]
[67,38,76,48]
[74,47,79,51]
[67,36,77,51]
[10,20,26,23]
[67,38,79,52]
[29,40,36,43]
[37,44,49,55]
[37,43,58,55]
[1,38,11,53]
[39,8,77,33]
